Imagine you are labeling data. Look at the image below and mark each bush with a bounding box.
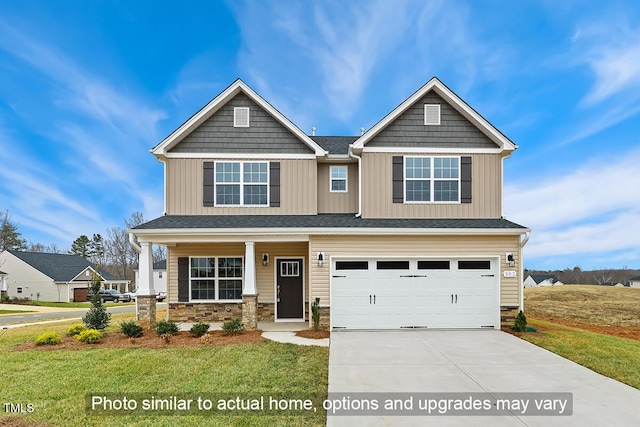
[190,322,210,337]
[119,320,144,338]
[155,320,179,336]
[34,332,62,346]
[67,324,87,337]
[83,270,110,330]
[222,318,244,336]
[76,329,103,344]
[0,295,9,303]
[512,310,528,332]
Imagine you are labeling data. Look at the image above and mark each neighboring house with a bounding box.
[133,259,167,294]
[523,274,564,288]
[629,277,640,288]
[599,281,624,287]
[0,250,128,302]
[130,77,530,330]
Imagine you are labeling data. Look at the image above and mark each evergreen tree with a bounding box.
[70,235,91,259]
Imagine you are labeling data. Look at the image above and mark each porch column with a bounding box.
[242,241,258,330]
[136,242,156,328]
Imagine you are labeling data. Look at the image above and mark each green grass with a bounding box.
[19,301,133,309]
[0,316,329,426]
[521,318,640,390]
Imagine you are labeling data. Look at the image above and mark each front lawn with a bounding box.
[19,301,133,309]
[0,309,35,314]
[0,317,329,426]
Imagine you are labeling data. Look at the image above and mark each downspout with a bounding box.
[348,145,362,217]
[520,231,530,312]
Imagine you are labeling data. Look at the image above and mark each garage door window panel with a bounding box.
[458,260,491,270]
[376,261,410,270]
[335,261,369,270]
[418,260,451,270]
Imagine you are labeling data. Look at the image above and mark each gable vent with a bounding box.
[424,104,440,125]
[234,107,250,127]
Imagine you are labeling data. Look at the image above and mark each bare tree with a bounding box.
[153,245,167,264]
[0,210,27,252]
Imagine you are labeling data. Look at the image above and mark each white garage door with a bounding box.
[331,258,499,329]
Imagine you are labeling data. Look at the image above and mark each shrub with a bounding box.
[311,297,321,331]
[155,320,179,336]
[83,270,110,330]
[190,322,210,337]
[0,295,9,303]
[67,324,87,337]
[76,329,103,344]
[222,318,244,336]
[512,310,528,332]
[34,332,62,346]
[119,320,144,338]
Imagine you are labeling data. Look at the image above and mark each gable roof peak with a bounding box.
[352,77,517,152]
[152,79,327,158]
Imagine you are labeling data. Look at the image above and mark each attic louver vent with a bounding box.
[234,107,250,127]
[424,104,440,125]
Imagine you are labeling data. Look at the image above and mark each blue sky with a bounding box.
[1,1,639,270]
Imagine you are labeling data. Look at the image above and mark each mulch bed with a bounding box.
[295,329,330,339]
[13,330,266,351]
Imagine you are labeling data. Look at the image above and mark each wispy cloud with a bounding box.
[505,147,640,266]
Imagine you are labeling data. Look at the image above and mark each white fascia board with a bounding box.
[132,227,530,244]
[70,266,97,282]
[164,152,318,160]
[353,77,517,152]
[361,147,503,154]
[317,154,353,163]
[152,79,327,158]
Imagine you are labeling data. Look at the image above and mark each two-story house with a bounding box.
[130,77,530,330]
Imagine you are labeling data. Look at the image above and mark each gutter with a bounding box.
[128,232,141,253]
[348,145,362,217]
[520,230,530,312]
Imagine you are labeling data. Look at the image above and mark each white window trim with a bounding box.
[214,161,270,207]
[403,156,461,204]
[424,104,441,125]
[233,107,250,127]
[329,165,348,193]
[189,256,244,302]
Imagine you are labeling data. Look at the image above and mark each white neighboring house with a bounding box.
[134,259,167,295]
[0,250,128,302]
[629,277,640,288]
[524,274,564,288]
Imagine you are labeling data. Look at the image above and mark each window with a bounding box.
[405,157,459,202]
[458,260,491,270]
[330,166,348,192]
[335,261,369,270]
[190,257,243,301]
[377,261,410,270]
[16,287,23,294]
[158,271,163,278]
[424,104,441,125]
[234,107,250,127]
[215,162,268,206]
[280,261,300,277]
[418,260,450,270]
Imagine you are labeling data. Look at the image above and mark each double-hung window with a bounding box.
[215,162,268,206]
[405,156,460,202]
[190,257,243,301]
[330,165,348,192]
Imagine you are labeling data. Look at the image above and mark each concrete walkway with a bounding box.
[328,330,640,426]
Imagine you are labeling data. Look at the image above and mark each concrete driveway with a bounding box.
[328,330,640,426]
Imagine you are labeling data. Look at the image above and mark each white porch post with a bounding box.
[136,241,156,327]
[242,241,258,330]
[243,241,257,295]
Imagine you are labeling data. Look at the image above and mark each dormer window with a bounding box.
[234,107,250,127]
[424,104,440,125]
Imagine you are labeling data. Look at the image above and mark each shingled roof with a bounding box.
[134,214,527,230]
[310,136,359,155]
[8,250,124,282]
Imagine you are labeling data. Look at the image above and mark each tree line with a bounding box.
[525,266,640,285]
[0,210,165,285]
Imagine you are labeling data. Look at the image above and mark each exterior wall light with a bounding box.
[317,252,325,267]
[506,253,515,267]
[262,253,269,266]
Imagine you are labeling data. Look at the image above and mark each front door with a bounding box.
[276,259,304,319]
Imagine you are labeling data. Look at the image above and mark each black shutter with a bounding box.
[461,156,472,203]
[392,156,404,203]
[203,162,215,207]
[178,257,189,302]
[270,162,280,207]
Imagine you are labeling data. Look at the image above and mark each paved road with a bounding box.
[0,303,167,327]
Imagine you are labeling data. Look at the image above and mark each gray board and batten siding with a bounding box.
[366,91,499,149]
[168,93,314,154]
